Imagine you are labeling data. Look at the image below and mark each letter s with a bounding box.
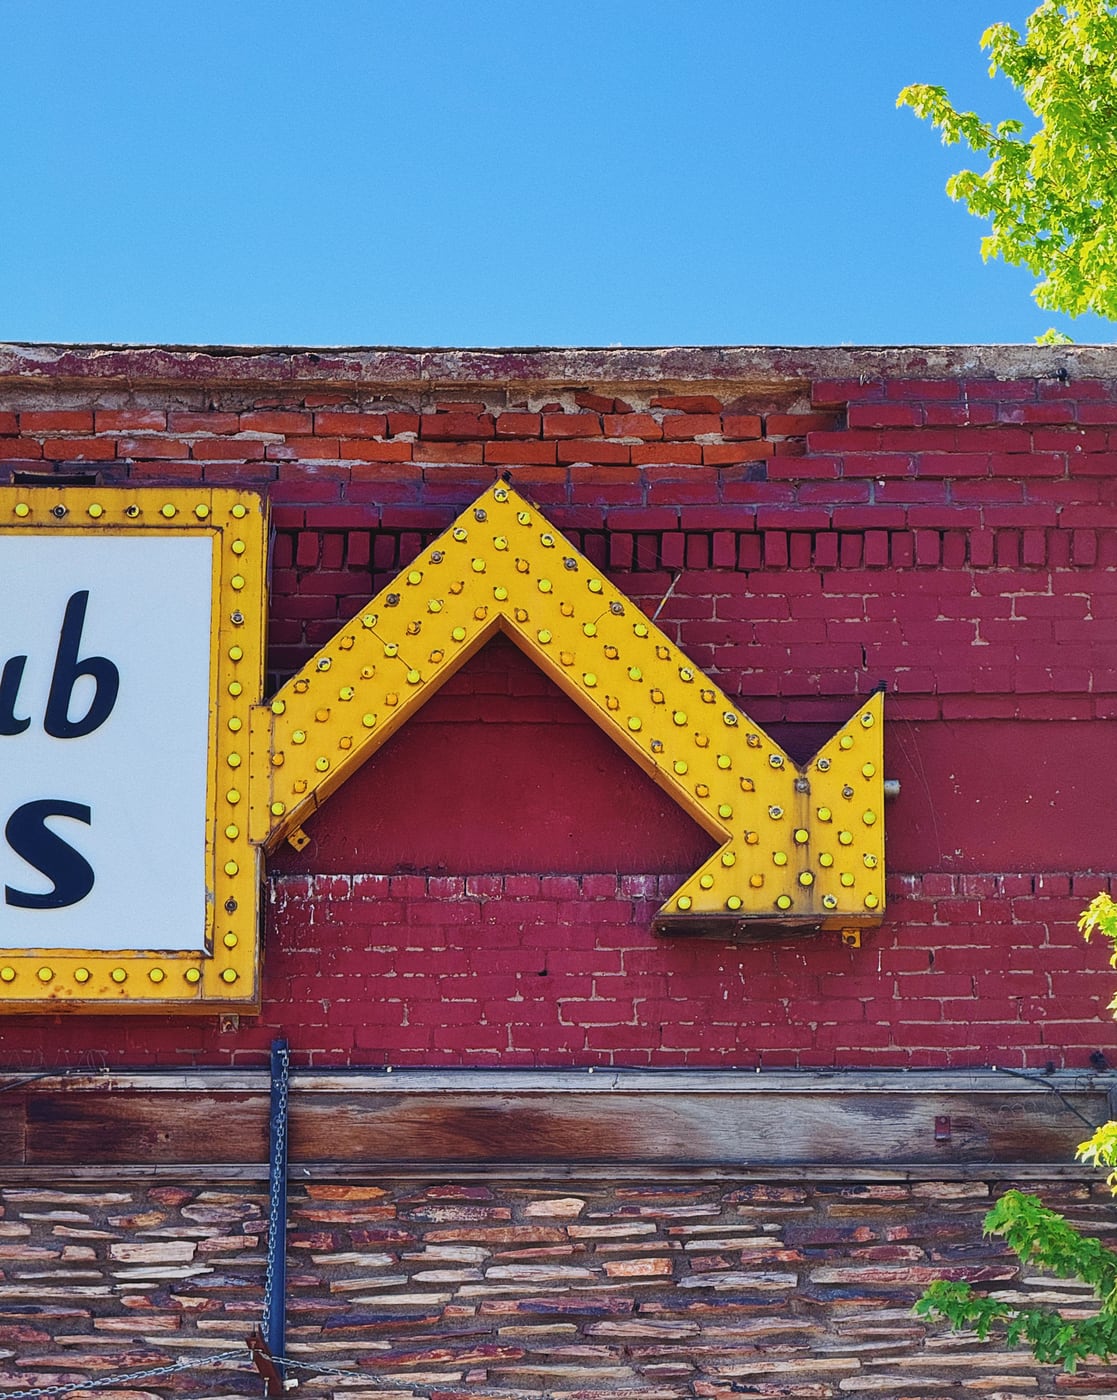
[5,800,95,910]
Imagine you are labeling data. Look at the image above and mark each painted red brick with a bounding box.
[42,436,116,460]
[603,413,661,439]
[631,442,703,465]
[421,411,494,440]
[241,410,313,434]
[341,438,414,461]
[556,439,630,465]
[314,411,389,436]
[94,408,167,432]
[0,351,1112,1074]
[494,412,541,438]
[542,412,601,439]
[703,441,773,464]
[116,436,188,459]
[168,410,240,433]
[720,413,763,439]
[20,409,94,432]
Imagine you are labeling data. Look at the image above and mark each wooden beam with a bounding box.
[1,1069,1109,1170]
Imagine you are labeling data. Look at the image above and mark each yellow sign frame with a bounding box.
[0,487,267,1013]
[259,482,884,937]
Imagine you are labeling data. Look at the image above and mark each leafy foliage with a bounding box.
[898,2,1117,326]
[916,892,1117,1370]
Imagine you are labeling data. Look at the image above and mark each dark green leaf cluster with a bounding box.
[916,1191,1117,1369]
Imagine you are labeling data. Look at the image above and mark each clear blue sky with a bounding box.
[1,1,1109,347]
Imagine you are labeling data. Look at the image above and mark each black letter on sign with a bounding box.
[0,656,30,734]
[5,800,95,910]
[44,591,120,738]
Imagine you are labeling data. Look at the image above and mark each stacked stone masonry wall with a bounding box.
[1,1174,1114,1400]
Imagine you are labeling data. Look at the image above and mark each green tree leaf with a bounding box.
[898,1,1117,329]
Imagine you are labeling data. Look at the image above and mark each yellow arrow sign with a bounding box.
[254,482,884,938]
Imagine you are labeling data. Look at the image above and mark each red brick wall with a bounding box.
[0,347,1113,1072]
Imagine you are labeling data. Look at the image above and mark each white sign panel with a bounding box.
[0,535,212,951]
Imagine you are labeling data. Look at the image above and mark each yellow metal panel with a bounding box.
[0,487,267,1013]
[262,483,886,938]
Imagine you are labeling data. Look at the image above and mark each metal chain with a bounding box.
[273,1355,371,1380]
[262,1040,290,1333]
[0,1345,373,1398]
[0,1350,245,1399]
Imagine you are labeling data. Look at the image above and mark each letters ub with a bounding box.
[2,591,118,909]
